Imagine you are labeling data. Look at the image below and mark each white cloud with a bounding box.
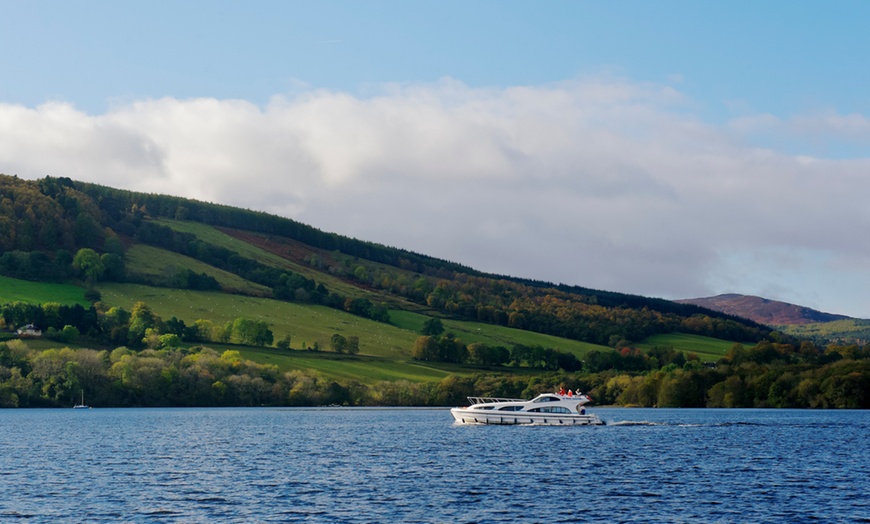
[2,77,870,316]
[728,110,870,159]
[731,111,870,142]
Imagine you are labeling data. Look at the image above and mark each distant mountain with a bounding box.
[676,294,852,326]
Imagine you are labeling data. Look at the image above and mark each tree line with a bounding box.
[327,253,769,347]
[1,335,866,409]
[411,335,583,372]
[403,322,868,408]
[590,344,870,409]
[0,340,552,408]
[1,297,867,409]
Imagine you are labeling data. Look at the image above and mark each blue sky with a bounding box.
[2,1,870,317]
[5,1,868,123]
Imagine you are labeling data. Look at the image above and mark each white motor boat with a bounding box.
[451,392,604,426]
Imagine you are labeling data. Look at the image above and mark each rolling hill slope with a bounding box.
[3,174,868,410]
[0,173,770,349]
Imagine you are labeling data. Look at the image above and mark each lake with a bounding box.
[1,407,868,523]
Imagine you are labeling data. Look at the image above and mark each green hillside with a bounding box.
[780,319,870,345]
[96,282,609,361]
[125,244,272,296]
[0,275,89,306]
[1,173,866,410]
[154,218,409,305]
[1,173,772,346]
[97,282,416,359]
[636,333,735,362]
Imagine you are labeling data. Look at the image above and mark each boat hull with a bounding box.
[450,408,604,426]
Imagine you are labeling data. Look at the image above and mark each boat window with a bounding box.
[498,406,523,411]
[472,406,494,410]
[534,396,560,403]
[528,406,571,414]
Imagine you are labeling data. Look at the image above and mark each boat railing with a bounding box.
[467,396,525,405]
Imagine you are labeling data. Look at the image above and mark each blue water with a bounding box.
[1,408,868,523]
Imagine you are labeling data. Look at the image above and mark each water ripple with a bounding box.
[0,407,867,522]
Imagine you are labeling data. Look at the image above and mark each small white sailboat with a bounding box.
[73,389,90,409]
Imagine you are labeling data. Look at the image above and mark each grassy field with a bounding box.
[5,275,737,383]
[156,219,373,300]
[232,345,457,382]
[157,219,303,271]
[97,283,417,358]
[0,275,89,306]
[125,244,273,296]
[96,283,612,360]
[389,309,609,357]
[635,333,736,361]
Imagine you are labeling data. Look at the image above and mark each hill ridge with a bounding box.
[676,294,852,326]
[0,173,770,347]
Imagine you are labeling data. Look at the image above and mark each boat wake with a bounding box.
[607,420,664,426]
[608,421,775,428]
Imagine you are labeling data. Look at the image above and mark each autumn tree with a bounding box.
[412,336,439,361]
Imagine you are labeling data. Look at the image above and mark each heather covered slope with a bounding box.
[677,294,852,326]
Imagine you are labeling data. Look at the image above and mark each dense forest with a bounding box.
[1,173,868,409]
